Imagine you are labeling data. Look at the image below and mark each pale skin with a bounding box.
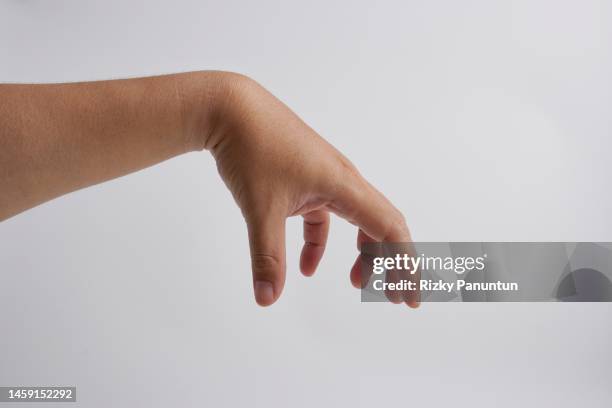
[0,71,417,307]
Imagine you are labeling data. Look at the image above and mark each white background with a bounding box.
[1,1,611,406]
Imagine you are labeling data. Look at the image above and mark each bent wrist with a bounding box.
[182,70,256,153]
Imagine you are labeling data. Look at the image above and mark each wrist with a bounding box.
[180,70,254,153]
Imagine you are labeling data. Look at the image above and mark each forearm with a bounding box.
[0,71,224,221]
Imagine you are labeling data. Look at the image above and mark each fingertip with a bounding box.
[350,256,362,288]
[299,243,323,277]
[300,265,316,277]
[406,300,420,309]
[388,295,403,304]
[254,280,276,306]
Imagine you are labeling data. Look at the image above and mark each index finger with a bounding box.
[328,173,411,243]
[326,171,418,307]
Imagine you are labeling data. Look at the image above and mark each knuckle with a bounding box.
[395,211,408,230]
[243,196,280,222]
[381,210,409,242]
[251,253,281,276]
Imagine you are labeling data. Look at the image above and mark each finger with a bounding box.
[350,229,376,288]
[350,256,361,288]
[351,236,404,303]
[329,175,411,243]
[328,172,418,306]
[404,265,421,309]
[246,210,287,307]
[397,241,420,308]
[300,210,330,277]
[380,239,403,304]
[385,267,404,304]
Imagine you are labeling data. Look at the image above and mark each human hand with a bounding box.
[200,74,416,307]
[0,71,416,307]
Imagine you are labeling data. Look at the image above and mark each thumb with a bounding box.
[246,211,287,306]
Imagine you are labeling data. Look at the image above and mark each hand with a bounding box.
[0,71,416,307]
[202,74,416,307]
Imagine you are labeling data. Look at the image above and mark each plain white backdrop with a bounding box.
[1,1,611,406]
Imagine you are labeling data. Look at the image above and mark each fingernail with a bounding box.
[254,281,275,306]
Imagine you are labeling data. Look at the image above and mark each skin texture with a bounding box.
[0,71,416,307]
